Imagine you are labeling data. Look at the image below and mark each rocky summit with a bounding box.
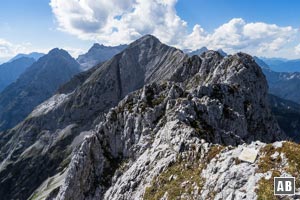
[0,35,293,200]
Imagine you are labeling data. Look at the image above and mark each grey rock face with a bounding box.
[77,44,127,71]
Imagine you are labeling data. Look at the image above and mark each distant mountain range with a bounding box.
[77,43,127,70]
[254,57,300,104]
[0,57,35,92]
[9,52,45,62]
[261,57,300,72]
[268,94,300,141]
[0,48,80,131]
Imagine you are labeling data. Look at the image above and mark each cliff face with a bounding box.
[0,35,286,200]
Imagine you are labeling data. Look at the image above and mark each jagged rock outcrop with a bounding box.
[77,44,127,70]
[0,35,286,200]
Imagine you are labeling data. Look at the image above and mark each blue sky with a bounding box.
[176,0,300,32]
[0,0,300,62]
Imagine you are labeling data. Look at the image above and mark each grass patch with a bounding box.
[206,146,224,163]
[282,142,300,187]
[144,160,203,200]
[257,144,282,173]
[256,142,300,199]
[152,95,165,107]
[256,171,281,200]
[144,145,224,200]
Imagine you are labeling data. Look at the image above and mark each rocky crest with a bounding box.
[0,35,287,200]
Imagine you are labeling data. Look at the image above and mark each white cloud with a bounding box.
[50,0,299,57]
[50,0,188,46]
[0,39,29,61]
[204,18,297,54]
[0,38,84,63]
[295,43,300,55]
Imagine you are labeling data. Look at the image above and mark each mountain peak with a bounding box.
[91,43,104,49]
[48,48,69,56]
[130,34,161,47]
[140,34,159,41]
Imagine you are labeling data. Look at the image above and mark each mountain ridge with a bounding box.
[0,35,287,200]
[261,57,300,72]
[256,58,300,104]
[9,52,45,62]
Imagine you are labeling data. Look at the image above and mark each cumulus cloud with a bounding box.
[204,18,297,54]
[50,0,298,56]
[50,0,187,46]
[0,38,84,63]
